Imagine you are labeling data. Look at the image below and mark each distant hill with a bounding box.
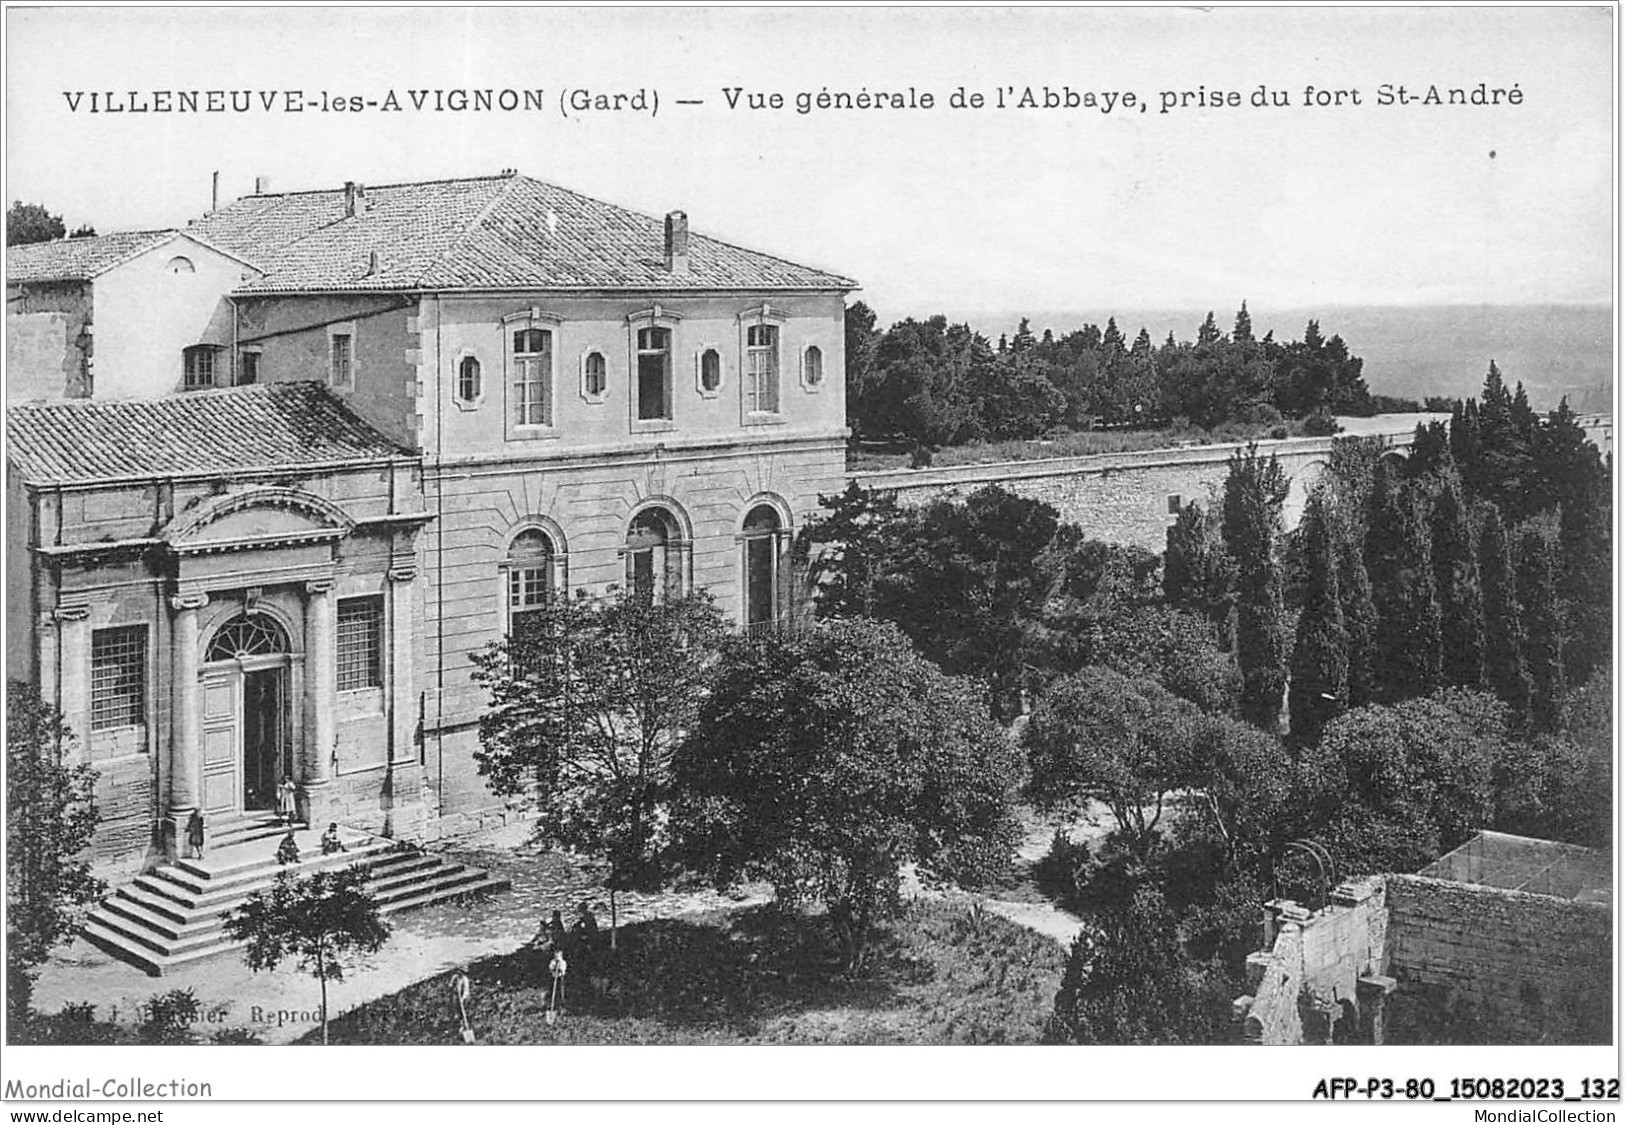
[942,304,1612,413]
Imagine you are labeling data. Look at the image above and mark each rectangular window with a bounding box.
[636,326,672,421]
[237,350,260,385]
[183,346,219,390]
[746,324,780,414]
[513,328,553,427]
[91,625,147,731]
[336,597,383,691]
[508,566,551,634]
[330,332,354,388]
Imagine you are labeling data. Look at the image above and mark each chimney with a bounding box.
[344,181,367,218]
[254,175,271,195]
[664,210,689,274]
[366,250,381,276]
[211,171,220,213]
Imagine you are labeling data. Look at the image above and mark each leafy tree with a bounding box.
[1220,446,1290,730]
[469,590,727,942]
[224,868,389,1044]
[671,618,1021,969]
[6,681,103,1021]
[1288,492,1348,745]
[6,201,66,246]
[1025,666,1205,860]
[1430,470,1485,689]
[1515,522,1567,733]
[1045,887,1233,1044]
[1188,714,1297,872]
[1037,533,1237,713]
[796,482,907,620]
[1299,691,1506,875]
[843,301,883,438]
[1477,504,1532,727]
[871,485,1058,719]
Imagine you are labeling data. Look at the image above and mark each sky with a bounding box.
[3,6,1614,321]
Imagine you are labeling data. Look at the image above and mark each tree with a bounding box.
[1477,504,1532,727]
[1364,461,1441,701]
[1164,500,1237,650]
[842,301,883,438]
[468,590,727,944]
[6,201,66,246]
[1024,666,1205,860]
[1221,446,1290,730]
[6,682,104,1021]
[1430,470,1485,689]
[1516,522,1567,733]
[875,486,1058,719]
[1288,492,1348,745]
[671,618,1022,969]
[224,867,390,1044]
[1045,887,1233,1044]
[1298,691,1506,875]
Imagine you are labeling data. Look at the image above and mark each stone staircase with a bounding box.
[81,815,508,976]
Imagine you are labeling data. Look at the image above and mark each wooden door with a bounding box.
[200,669,240,817]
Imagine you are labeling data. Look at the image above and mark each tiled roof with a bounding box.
[7,383,412,485]
[6,230,180,283]
[186,173,857,294]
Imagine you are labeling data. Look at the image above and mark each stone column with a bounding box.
[1358,974,1398,1045]
[387,566,416,764]
[168,592,208,853]
[303,579,336,824]
[51,604,92,757]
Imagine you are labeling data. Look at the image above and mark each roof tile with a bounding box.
[6,230,179,283]
[7,383,411,485]
[186,173,855,294]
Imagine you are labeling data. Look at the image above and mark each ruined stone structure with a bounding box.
[1234,833,1612,1045]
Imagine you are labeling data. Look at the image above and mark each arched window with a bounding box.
[166,256,195,274]
[457,355,482,404]
[802,345,824,388]
[625,508,684,602]
[742,505,785,636]
[206,613,291,662]
[506,530,558,634]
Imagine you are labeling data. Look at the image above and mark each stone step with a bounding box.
[81,834,510,976]
[207,815,298,849]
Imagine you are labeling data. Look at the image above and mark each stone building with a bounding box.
[7,171,856,875]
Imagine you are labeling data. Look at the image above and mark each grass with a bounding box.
[848,418,1319,474]
[306,899,1066,1045]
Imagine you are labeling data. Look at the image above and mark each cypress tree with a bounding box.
[1431,470,1485,688]
[1337,534,1378,708]
[1516,523,1567,733]
[1364,461,1442,702]
[1478,503,1532,728]
[1164,501,1236,651]
[1289,492,1348,745]
[1221,446,1289,731]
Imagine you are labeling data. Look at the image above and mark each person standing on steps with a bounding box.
[277,775,298,826]
[185,809,206,860]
